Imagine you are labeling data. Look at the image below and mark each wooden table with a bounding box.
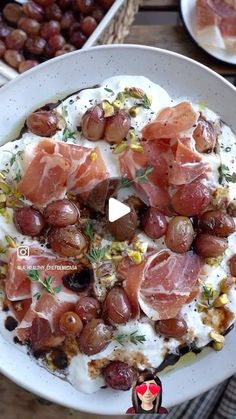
[126,0,236,78]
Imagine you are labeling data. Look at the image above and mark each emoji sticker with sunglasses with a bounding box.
[126,370,168,414]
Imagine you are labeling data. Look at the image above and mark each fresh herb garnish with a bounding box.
[120,164,154,189]
[114,331,146,346]
[10,150,23,167]
[28,269,61,297]
[202,285,214,306]
[104,87,114,94]
[85,222,94,240]
[139,94,152,109]
[218,164,236,184]
[62,126,76,142]
[14,170,21,182]
[86,247,106,263]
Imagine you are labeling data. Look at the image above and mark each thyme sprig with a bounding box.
[28,269,61,300]
[114,331,146,346]
[86,247,106,263]
[120,164,154,188]
[218,164,236,184]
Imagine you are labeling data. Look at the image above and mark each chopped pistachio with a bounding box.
[124,87,145,99]
[197,302,208,312]
[104,251,112,260]
[113,142,128,154]
[220,276,235,293]
[112,100,123,110]
[130,144,144,152]
[129,106,140,117]
[127,250,142,264]
[133,241,148,254]
[102,100,115,117]
[111,255,123,264]
[205,256,223,267]
[128,129,138,144]
[0,181,10,194]
[111,241,126,252]
[116,92,126,103]
[100,274,114,286]
[213,293,228,307]
[90,152,97,161]
[5,235,16,248]
[0,193,6,203]
[212,341,224,351]
[209,331,225,344]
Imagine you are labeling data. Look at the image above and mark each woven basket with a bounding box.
[95,0,141,45]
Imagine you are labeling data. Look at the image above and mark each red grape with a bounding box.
[44,199,79,226]
[6,29,27,50]
[77,319,112,355]
[171,179,211,216]
[63,267,93,292]
[92,7,104,22]
[0,24,12,40]
[103,361,136,391]
[23,1,44,22]
[229,255,236,277]
[25,36,46,54]
[155,317,187,338]
[75,297,101,323]
[14,207,45,236]
[34,0,56,6]
[3,4,23,25]
[81,105,106,140]
[74,0,95,14]
[48,34,65,53]
[59,311,83,336]
[141,207,167,239]
[45,4,62,21]
[104,110,131,144]
[40,20,60,39]
[0,40,6,58]
[81,16,97,36]
[194,233,228,258]
[108,207,138,241]
[18,60,39,73]
[60,11,75,30]
[165,216,194,253]
[104,287,132,324]
[70,30,87,48]
[199,210,235,237]
[26,110,58,136]
[18,17,41,35]
[48,225,88,257]
[4,49,23,69]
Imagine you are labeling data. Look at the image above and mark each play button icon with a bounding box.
[108,197,131,222]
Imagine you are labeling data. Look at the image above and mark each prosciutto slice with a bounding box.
[122,250,203,321]
[17,139,108,205]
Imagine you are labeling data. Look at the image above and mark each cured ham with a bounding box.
[142,102,199,140]
[196,0,236,51]
[17,139,108,205]
[122,250,203,321]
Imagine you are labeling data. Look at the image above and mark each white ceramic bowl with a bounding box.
[0,45,236,415]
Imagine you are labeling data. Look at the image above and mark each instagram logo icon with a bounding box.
[17,246,29,258]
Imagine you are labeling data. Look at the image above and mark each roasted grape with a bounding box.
[193,117,217,153]
[26,110,58,136]
[18,17,41,35]
[44,199,79,227]
[40,20,60,39]
[3,4,23,25]
[77,318,112,355]
[103,361,136,391]
[63,267,93,291]
[48,225,88,257]
[59,311,83,336]
[0,40,6,58]
[4,49,23,69]
[81,105,106,141]
[18,60,39,73]
[70,30,86,48]
[229,255,236,277]
[23,1,44,22]
[194,233,228,258]
[155,317,187,338]
[6,29,27,50]
[141,207,167,239]
[14,207,45,236]
[45,4,62,21]
[104,110,131,144]
[104,287,132,324]
[199,210,235,237]
[171,179,211,216]
[81,16,97,36]
[74,0,95,14]
[108,207,138,241]
[165,216,194,253]
[75,296,101,323]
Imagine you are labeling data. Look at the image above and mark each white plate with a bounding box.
[181,0,236,65]
[0,45,236,415]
